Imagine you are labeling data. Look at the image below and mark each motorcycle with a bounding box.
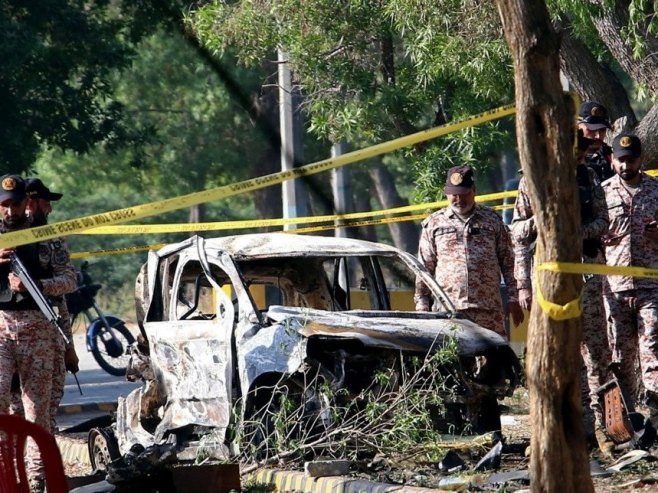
[66,261,135,376]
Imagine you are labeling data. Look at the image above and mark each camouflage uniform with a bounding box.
[602,172,658,408]
[0,229,76,481]
[510,177,535,293]
[9,298,72,431]
[512,169,612,429]
[414,204,517,336]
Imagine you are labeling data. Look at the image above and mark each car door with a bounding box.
[142,242,237,444]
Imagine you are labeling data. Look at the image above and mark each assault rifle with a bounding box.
[10,252,70,345]
[9,253,82,395]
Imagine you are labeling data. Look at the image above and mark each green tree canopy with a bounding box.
[0,0,181,173]
[190,0,516,200]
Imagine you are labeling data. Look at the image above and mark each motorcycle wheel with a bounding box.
[90,320,135,376]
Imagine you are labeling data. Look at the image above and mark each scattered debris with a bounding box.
[474,440,503,471]
[304,459,351,478]
[598,379,634,444]
[487,469,530,486]
[589,460,613,479]
[437,474,488,490]
[608,449,655,472]
[438,450,465,473]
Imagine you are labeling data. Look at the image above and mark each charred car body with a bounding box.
[93,233,521,471]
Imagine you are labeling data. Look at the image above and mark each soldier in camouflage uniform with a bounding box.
[414,166,524,336]
[512,132,613,449]
[27,178,79,429]
[602,133,658,417]
[578,101,614,182]
[0,175,77,491]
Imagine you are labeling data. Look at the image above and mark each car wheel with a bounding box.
[88,427,120,471]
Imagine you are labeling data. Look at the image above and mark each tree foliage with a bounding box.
[0,0,182,173]
[190,0,516,200]
[33,29,275,314]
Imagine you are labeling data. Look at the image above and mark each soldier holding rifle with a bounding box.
[0,175,76,493]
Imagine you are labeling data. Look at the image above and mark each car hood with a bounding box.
[265,305,509,357]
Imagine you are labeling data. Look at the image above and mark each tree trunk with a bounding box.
[495,1,594,492]
[353,193,378,243]
[187,203,206,237]
[636,103,658,169]
[555,15,636,127]
[251,81,283,224]
[586,1,658,165]
[369,162,419,253]
[188,203,205,223]
[591,1,658,96]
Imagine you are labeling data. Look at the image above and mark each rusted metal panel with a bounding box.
[599,379,634,444]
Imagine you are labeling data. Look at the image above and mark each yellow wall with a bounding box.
[224,284,527,354]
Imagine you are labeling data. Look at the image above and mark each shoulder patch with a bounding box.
[422,209,445,227]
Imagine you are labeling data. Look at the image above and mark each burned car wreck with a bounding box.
[92,233,521,475]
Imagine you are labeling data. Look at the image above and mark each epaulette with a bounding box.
[421,209,445,228]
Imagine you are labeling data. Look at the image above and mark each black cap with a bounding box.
[0,175,26,203]
[612,133,642,158]
[445,166,475,194]
[578,101,611,129]
[25,178,63,201]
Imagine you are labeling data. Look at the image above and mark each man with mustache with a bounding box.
[8,178,80,429]
[414,165,523,337]
[602,133,658,422]
[0,175,77,492]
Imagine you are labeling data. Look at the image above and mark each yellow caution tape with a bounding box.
[69,202,517,257]
[290,214,428,234]
[537,261,658,279]
[534,276,582,321]
[534,257,658,319]
[0,104,516,249]
[70,244,166,260]
[79,190,518,235]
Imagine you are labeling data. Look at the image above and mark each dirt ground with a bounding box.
[497,390,658,492]
[60,389,658,492]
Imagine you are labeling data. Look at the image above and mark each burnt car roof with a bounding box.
[155,232,401,260]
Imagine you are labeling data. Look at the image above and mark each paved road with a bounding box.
[57,333,140,429]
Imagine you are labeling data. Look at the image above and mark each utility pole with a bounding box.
[331,142,353,238]
[278,49,308,230]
